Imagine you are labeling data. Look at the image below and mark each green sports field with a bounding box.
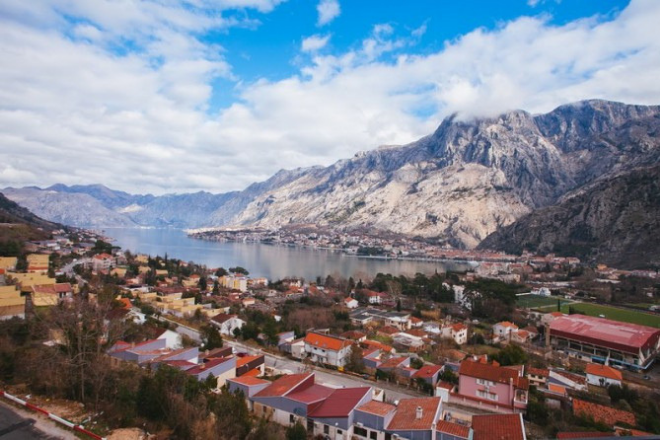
[516,294,571,310]
[537,302,660,328]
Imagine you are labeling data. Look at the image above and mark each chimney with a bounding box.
[416,406,423,419]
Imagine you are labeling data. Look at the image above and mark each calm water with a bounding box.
[104,228,469,281]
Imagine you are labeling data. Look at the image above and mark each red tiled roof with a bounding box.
[459,360,527,389]
[550,315,660,354]
[556,432,613,439]
[387,397,441,431]
[287,384,334,404]
[162,360,196,369]
[548,383,567,396]
[308,387,371,418]
[211,313,237,324]
[527,367,549,377]
[304,332,351,351]
[229,376,270,387]
[452,323,467,332]
[254,373,313,398]
[341,330,366,340]
[236,355,262,368]
[553,370,587,385]
[573,398,636,427]
[413,364,443,379]
[378,356,408,369]
[436,380,454,390]
[585,364,623,381]
[378,326,400,335]
[361,339,394,353]
[472,414,525,440]
[436,420,470,439]
[242,368,261,377]
[356,400,396,417]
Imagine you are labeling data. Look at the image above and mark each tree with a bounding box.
[229,266,249,276]
[286,421,307,440]
[198,276,208,291]
[215,267,228,277]
[492,343,528,366]
[345,344,364,374]
[201,325,223,350]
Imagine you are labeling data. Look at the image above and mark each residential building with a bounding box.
[227,376,270,409]
[353,400,396,440]
[493,321,519,341]
[526,367,549,389]
[548,369,588,392]
[210,313,246,336]
[456,359,529,413]
[413,364,443,387]
[307,387,372,439]
[585,363,623,388]
[385,397,442,440]
[451,323,468,345]
[236,354,265,377]
[548,314,660,370]
[304,332,352,367]
[0,285,24,320]
[344,297,359,309]
[92,253,114,272]
[185,356,236,389]
[0,257,17,271]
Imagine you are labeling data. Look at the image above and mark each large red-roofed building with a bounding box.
[548,314,660,370]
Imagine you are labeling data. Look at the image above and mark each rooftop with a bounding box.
[413,364,443,379]
[356,400,396,417]
[459,360,527,388]
[585,363,623,381]
[304,332,351,351]
[228,376,270,387]
[185,357,233,376]
[387,397,441,431]
[287,384,334,404]
[472,414,525,440]
[550,314,660,353]
[436,420,471,439]
[308,387,371,418]
[254,373,313,398]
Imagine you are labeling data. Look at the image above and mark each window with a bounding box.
[337,430,343,435]
[324,425,329,434]
[354,426,368,437]
[370,431,378,440]
[290,414,295,424]
[385,434,392,440]
[477,390,498,401]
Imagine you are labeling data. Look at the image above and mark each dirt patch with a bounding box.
[107,428,150,440]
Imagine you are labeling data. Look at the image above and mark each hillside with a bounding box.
[0,192,60,252]
[479,165,660,269]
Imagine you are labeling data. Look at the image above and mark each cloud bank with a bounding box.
[1,0,659,195]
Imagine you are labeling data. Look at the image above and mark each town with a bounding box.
[1,229,660,440]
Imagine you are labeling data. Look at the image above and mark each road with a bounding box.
[60,258,91,286]
[0,401,74,440]
[160,315,491,414]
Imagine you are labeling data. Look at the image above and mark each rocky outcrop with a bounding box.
[479,164,660,269]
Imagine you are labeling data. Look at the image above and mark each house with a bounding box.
[92,253,114,272]
[367,291,384,304]
[26,254,49,274]
[585,363,623,388]
[308,387,373,439]
[450,323,468,345]
[304,332,353,367]
[456,359,529,412]
[31,283,73,307]
[385,397,442,440]
[436,420,471,440]
[227,376,271,409]
[154,328,182,349]
[0,285,25,320]
[526,367,549,388]
[251,373,330,426]
[341,330,367,343]
[185,356,236,389]
[353,400,397,440]
[210,313,246,336]
[0,257,17,272]
[548,369,588,392]
[236,354,265,377]
[572,398,636,428]
[344,297,359,309]
[493,321,519,341]
[413,364,443,386]
[435,381,454,401]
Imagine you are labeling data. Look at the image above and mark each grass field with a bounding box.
[516,294,571,310]
[536,302,660,328]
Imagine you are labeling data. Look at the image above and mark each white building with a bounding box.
[586,364,623,388]
[304,332,352,367]
[210,313,246,336]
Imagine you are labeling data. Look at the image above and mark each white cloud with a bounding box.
[1,0,659,196]
[301,34,331,52]
[317,0,340,26]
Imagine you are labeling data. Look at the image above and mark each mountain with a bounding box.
[226,100,660,247]
[0,192,61,245]
[3,100,660,255]
[479,164,660,269]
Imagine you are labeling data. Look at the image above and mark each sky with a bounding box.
[1,0,658,196]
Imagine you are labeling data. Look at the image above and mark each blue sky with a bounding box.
[0,0,657,195]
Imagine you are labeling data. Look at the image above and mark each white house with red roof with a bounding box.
[344,297,359,309]
[585,363,623,388]
[92,253,115,272]
[304,332,352,367]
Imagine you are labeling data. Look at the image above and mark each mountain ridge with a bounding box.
[3,99,660,261]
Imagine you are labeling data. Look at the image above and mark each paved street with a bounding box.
[0,402,72,440]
